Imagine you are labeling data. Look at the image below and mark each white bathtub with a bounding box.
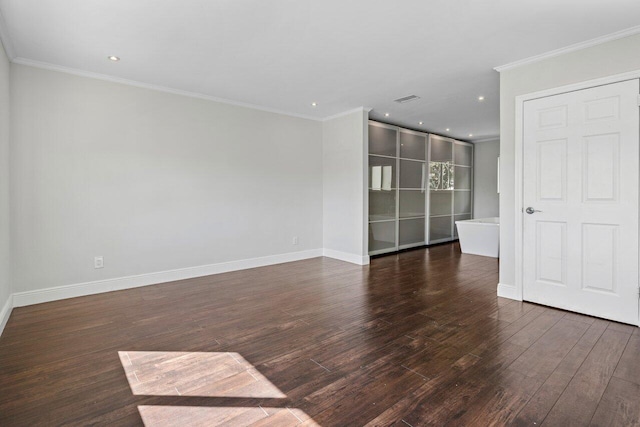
[455,217,499,258]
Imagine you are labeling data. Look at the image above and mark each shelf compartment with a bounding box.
[369,221,396,252]
[400,131,426,160]
[399,217,425,246]
[399,190,426,218]
[369,125,397,157]
[429,190,453,216]
[454,191,472,215]
[400,160,426,189]
[454,143,473,166]
[369,155,396,190]
[429,215,453,242]
[369,190,396,221]
[454,166,471,190]
[430,136,453,162]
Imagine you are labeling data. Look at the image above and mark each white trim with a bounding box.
[362,109,371,257]
[513,69,640,308]
[0,7,15,60]
[514,96,524,303]
[323,249,370,266]
[12,249,323,307]
[514,70,640,103]
[495,25,640,72]
[497,283,521,301]
[12,57,325,122]
[322,106,369,122]
[0,295,13,337]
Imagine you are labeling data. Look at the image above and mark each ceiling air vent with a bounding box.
[394,95,420,104]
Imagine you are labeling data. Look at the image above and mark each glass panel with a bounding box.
[430,137,452,162]
[369,125,397,157]
[399,190,425,218]
[369,190,396,221]
[399,218,425,246]
[400,131,426,160]
[429,191,452,216]
[369,221,396,252]
[369,156,396,189]
[454,191,472,214]
[429,216,453,242]
[454,166,471,190]
[454,143,473,166]
[454,214,472,238]
[400,160,425,189]
[429,162,453,190]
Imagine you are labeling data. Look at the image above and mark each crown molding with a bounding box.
[12,57,327,121]
[494,25,640,72]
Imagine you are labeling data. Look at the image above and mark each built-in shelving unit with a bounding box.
[368,121,473,256]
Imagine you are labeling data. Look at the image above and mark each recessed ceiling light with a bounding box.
[469,133,473,137]
[311,102,317,107]
[478,96,485,101]
[384,113,390,117]
[419,121,423,125]
[108,56,120,61]
[445,128,450,132]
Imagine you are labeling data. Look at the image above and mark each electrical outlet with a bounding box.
[94,256,104,269]
[292,236,299,245]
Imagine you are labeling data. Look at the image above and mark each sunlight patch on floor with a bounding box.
[118,351,286,398]
[138,406,320,427]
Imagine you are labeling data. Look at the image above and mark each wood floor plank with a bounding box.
[613,334,640,386]
[589,377,640,427]
[512,319,608,426]
[542,328,631,426]
[448,318,594,426]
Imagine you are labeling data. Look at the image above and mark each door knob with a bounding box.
[525,207,542,214]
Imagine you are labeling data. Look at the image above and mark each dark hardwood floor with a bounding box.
[1,243,639,426]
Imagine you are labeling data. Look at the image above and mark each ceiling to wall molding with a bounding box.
[1,0,639,142]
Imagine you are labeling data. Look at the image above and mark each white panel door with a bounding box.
[523,79,640,325]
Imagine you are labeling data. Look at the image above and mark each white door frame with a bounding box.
[512,69,640,326]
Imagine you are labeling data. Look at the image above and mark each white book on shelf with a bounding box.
[371,166,382,190]
[382,165,392,191]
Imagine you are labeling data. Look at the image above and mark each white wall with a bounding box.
[322,109,369,264]
[0,40,10,318]
[499,33,640,292]
[10,64,324,295]
[473,139,499,218]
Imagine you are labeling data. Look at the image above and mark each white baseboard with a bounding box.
[323,249,370,265]
[497,283,522,301]
[0,294,13,338]
[12,249,324,308]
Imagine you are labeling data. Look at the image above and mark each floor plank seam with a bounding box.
[585,330,633,426]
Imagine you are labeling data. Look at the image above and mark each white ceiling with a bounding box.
[1,0,640,142]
